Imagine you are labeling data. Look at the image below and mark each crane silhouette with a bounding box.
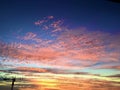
[11,78,16,90]
[3,77,16,90]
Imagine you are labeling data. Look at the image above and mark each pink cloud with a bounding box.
[0,24,120,69]
[50,20,64,32]
[21,32,43,43]
[34,20,47,26]
[34,16,54,26]
[23,32,37,40]
[50,20,63,28]
[47,15,54,19]
[42,25,49,30]
[34,16,65,33]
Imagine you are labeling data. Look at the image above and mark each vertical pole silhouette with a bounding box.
[11,78,16,90]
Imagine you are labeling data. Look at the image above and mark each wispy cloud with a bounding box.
[96,65,120,70]
[22,32,42,43]
[23,32,37,40]
[34,16,65,33]
[0,16,120,73]
[50,20,64,32]
[34,16,54,26]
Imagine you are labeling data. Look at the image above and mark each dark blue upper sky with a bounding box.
[0,0,120,42]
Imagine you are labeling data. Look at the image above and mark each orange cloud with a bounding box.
[96,65,120,70]
[18,75,120,90]
[16,67,47,73]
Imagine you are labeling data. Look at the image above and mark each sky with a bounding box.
[0,0,120,90]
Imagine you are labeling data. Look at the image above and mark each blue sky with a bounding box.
[0,0,120,37]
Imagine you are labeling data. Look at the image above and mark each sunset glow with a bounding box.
[0,0,120,90]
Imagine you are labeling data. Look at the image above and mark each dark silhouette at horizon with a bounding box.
[2,77,16,90]
[11,78,16,90]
